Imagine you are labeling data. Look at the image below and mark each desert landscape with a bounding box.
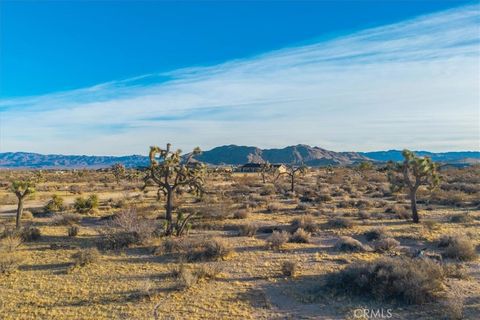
[0,145,479,320]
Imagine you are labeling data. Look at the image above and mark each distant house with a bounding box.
[238,163,287,173]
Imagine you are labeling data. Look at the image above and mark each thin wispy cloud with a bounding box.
[1,4,479,155]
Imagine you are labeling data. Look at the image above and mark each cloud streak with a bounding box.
[1,4,479,155]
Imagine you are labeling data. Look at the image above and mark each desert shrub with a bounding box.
[448,213,474,223]
[97,231,141,251]
[358,210,371,220]
[266,231,289,250]
[172,265,198,290]
[440,235,477,261]
[233,209,249,219]
[326,217,354,229]
[238,223,258,237]
[74,194,99,213]
[0,236,22,253]
[387,204,410,220]
[195,263,223,280]
[266,202,281,213]
[281,260,297,277]
[374,237,400,253]
[289,228,311,243]
[185,237,232,262]
[336,236,368,252]
[290,215,317,233]
[295,203,310,211]
[422,219,439,231]
[98,208,156,250]
[71,248,101,267]
[22,211,34,220]
[325,257,445,304]
[0,253,22,275]
[317,194,332,202]
[44,194,65,212]
[364,227,389,241]
[51,213,82,226]
[21,227,41,242]
[68,226,79,237]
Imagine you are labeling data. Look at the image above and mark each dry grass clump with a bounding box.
[439,235,477,261]
[448,213,474,223]
[237,223,258,237]
[326,217,355,229]
[336,236,368,252]
[51,213,82,226]
[71,248,101,267]
[266,202,281,213]
[98,208,156,250]
[185,237,232,262]
[0,235,22,253]
[266,231,290,250]
[289,228,311,243]
[172,263,222,290]
[21,211,34,220]
[373,237,400,253]
[233,209,249,219]
[364,227,389,241]
[290,215,317,232]
[281,260,297,277]
[0,253,23,275]
[325,257,445,304]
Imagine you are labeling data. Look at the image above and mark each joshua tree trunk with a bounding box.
[410,188,419,223]
[290,175,295,193]
[165,188,174,235]
[16,198,24,230]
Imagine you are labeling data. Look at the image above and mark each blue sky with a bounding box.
[1,1,479,154]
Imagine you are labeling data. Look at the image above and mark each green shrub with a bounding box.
[74,194,99,213]
[44,195,65,212]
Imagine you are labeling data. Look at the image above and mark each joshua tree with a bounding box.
[11,180,36,229]
[259,162,273,184]
[111,163,126,185]
[285,165,307,193]
[388,150,439,223]
[143,143,205,236]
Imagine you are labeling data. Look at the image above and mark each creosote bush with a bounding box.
[44,194,65,212]
[74,194,99,214]
[51,213,82,226]
[21,227,41,242]
[325,257,445,304]
[266,231,289,250]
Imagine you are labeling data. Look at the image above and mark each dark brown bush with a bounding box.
[281,260,297,277]
[326,217,355,229]
[364,227,389,241]
[290,215,317,233]
[289,228,311,243]
[374,237,400,253]
[266,231,289,250]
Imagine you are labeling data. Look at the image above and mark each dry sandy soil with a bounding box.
[0,167,479,319]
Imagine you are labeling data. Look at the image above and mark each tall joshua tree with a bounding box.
[11,180,36,229]
[143,143,205,236]
[388,150,439,223]
[285,164,307,193]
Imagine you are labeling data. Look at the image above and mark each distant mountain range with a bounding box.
[0,145,478,169]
